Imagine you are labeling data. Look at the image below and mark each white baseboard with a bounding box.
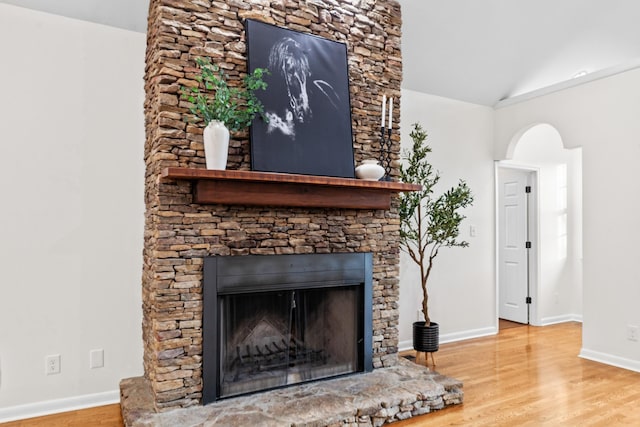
[579,348,640,373]
[398,326,498,352]
[440,326,498,344]
[398,340,413,352]
[0,390,120,423]
[539,314,583,326]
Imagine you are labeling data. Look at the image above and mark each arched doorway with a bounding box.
[497,123,583,327]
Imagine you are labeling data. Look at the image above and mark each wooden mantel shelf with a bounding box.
[161,167,421,210]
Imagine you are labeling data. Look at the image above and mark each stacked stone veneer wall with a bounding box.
[143,0,402,411]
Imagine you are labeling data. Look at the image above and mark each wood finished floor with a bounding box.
[3,322,639,426]
[395,322,640,426]
[1,404,123,427]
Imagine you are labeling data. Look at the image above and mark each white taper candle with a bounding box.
[381,94,386,128]
[388,97,393,129]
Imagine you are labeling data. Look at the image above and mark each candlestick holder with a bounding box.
[379,126,393,181]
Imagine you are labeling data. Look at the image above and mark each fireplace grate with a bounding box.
[232,338,327,379]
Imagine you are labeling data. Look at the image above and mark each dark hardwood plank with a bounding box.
[194,179,392,209]
[162,167,420,191]
[161,167,421,209]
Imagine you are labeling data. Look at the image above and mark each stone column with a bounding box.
[142,0,402,411]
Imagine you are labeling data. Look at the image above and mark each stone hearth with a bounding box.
[121,358,463,427]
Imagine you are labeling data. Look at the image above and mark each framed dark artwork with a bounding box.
[246,19,355,178]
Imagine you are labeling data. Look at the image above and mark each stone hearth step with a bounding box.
[120,357,463,427]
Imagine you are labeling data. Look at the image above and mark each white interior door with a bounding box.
[498,167,532,324]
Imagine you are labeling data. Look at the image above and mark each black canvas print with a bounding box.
[246,19,355,178]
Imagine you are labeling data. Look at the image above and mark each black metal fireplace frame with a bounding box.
[202,253,373,404]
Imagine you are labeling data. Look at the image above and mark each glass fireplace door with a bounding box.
[218,285,360,398]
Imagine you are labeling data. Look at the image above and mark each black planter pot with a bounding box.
[412,321,439,353]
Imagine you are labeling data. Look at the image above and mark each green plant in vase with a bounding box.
[181,57,268,169]
[399,122,474,359]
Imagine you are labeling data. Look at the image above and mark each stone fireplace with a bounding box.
[121,0,462,426]
[120,1,465,424]
[136,0,405,413]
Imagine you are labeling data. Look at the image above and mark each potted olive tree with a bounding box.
[399,123,474,358]
[181,57,268,170]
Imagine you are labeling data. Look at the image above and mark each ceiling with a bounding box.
[3,0,640,107]
[400,0,640,106]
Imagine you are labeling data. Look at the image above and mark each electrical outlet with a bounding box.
[90,349,104,369]
[627,325,639,342]
[46,354,61,375]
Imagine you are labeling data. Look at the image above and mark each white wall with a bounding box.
[398,89,496,349]
[503,124,583,325]
[495,68,640,372]
[0,4,145,420]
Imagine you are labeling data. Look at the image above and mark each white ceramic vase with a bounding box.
[203,120,230,170]
[355,159,385,181]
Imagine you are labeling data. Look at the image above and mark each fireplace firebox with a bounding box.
[202,253,373,403]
